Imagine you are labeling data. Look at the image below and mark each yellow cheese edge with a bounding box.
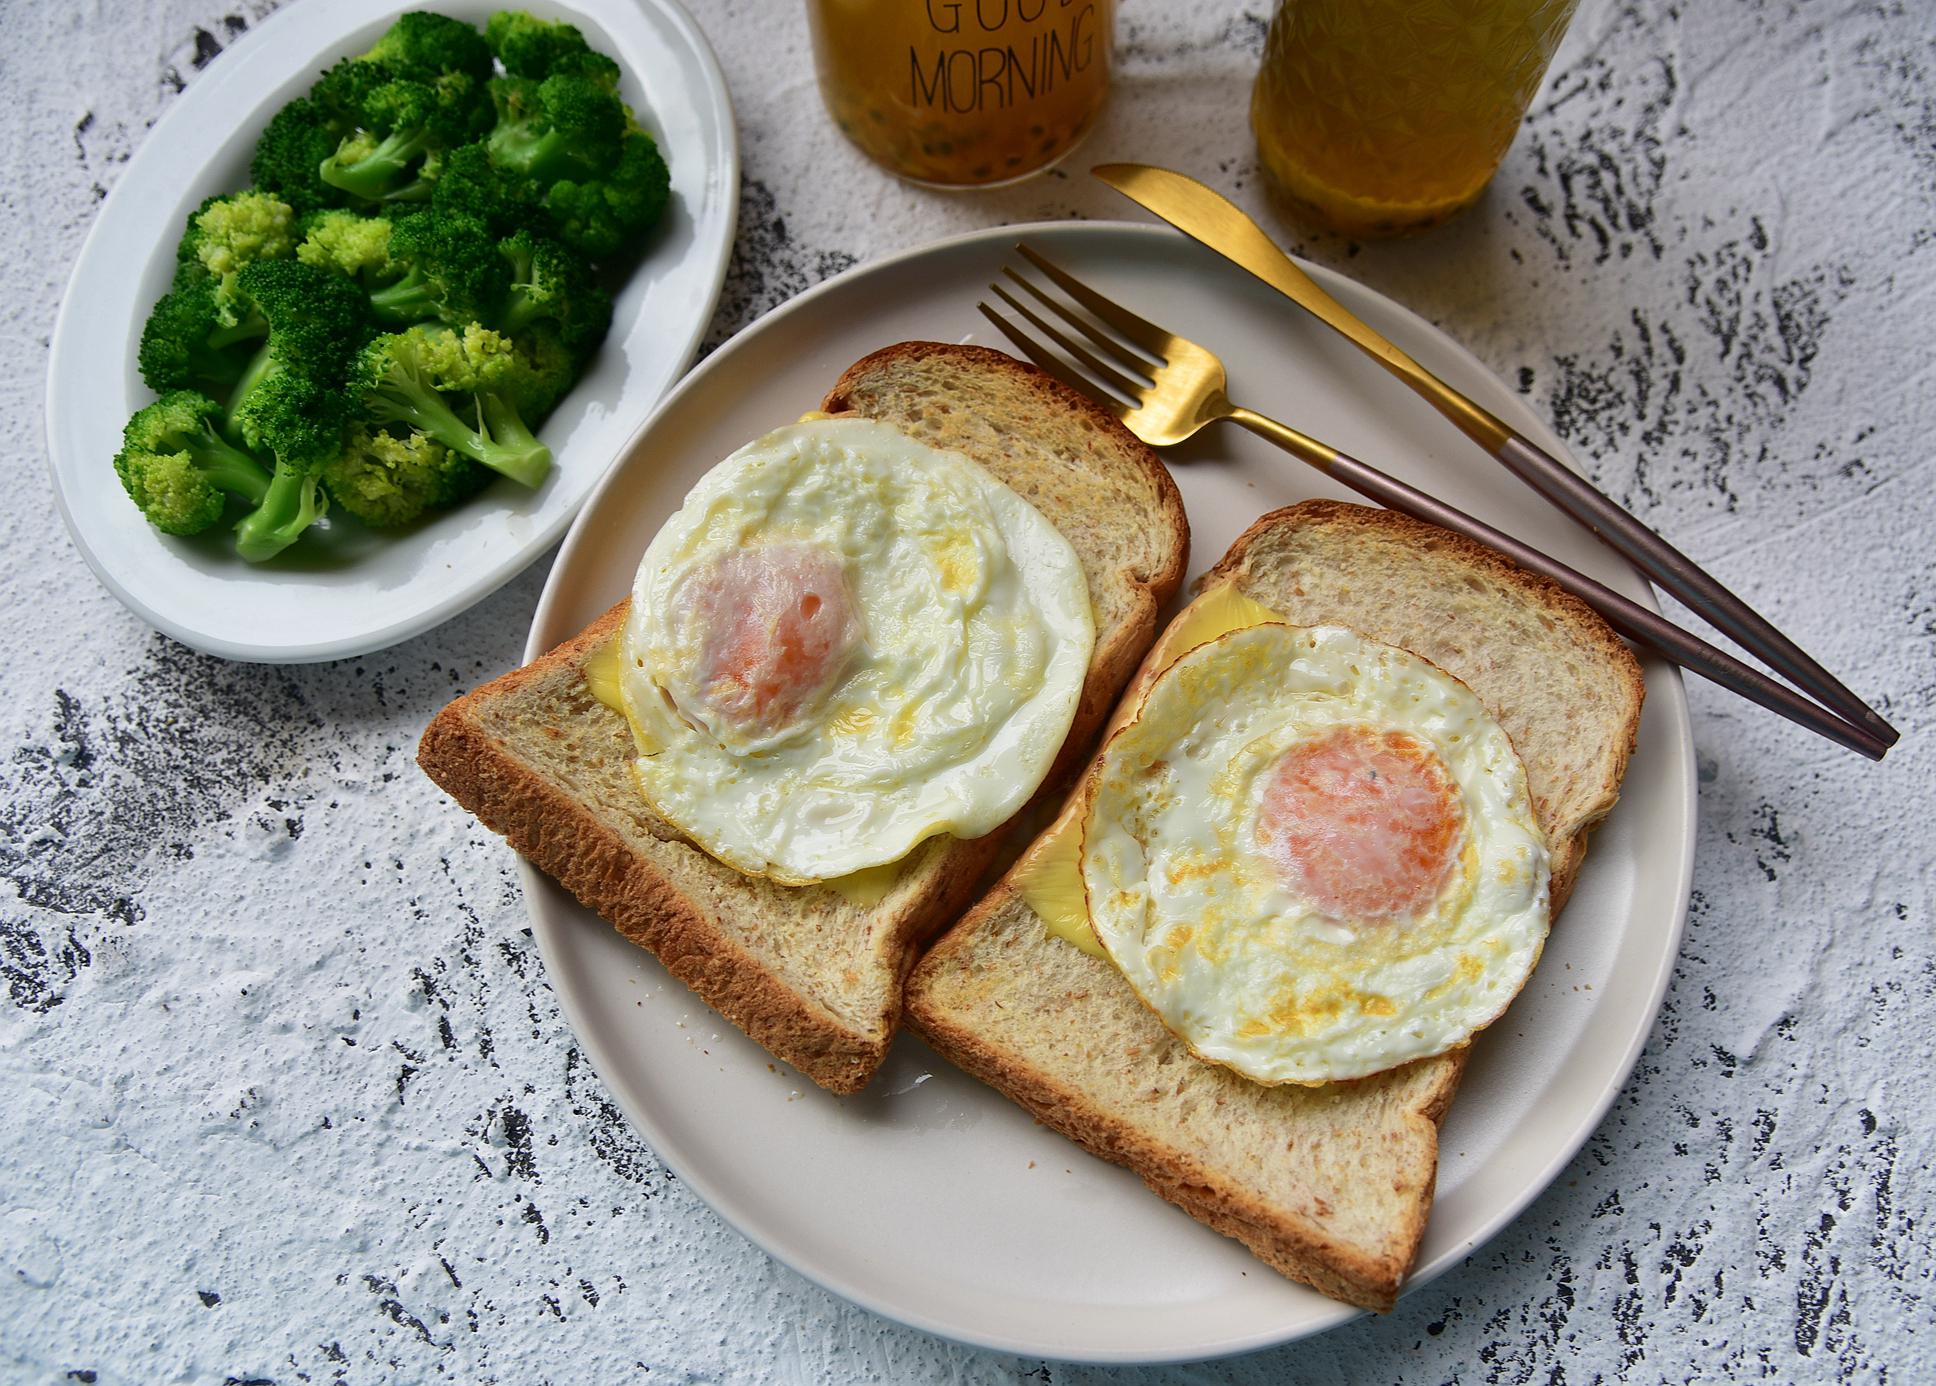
[1016,581,1287,958]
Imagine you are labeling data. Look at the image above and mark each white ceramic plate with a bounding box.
[520,222,1697,1363]
[45,0,737,663]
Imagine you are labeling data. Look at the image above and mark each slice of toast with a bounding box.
[418,343,1188,1094]
[904,500,1644,1308]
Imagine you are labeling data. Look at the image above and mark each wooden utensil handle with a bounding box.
[1227,408,1889,760]
[1492,434,1897,747]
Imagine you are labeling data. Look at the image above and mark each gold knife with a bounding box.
[1092,161,1898,750]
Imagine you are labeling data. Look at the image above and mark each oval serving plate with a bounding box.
[521,222,1696,1363]
[45,0,737,663]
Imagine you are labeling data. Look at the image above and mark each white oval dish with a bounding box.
[521,222,1697,1363]
[45,0,737,663]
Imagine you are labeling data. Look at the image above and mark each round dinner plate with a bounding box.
[45,0,737,663]
[521,222,1697,1363]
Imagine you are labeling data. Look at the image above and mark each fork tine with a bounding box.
[999,269,1159,384]
[1016,243,1175,358]
[988,282,1150,402]
[978,303,1135,420]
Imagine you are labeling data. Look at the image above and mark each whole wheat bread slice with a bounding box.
[419,343,1187,1094]
[905,500,1644,1308]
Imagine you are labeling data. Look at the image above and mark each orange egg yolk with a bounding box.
[687,543,860,733]
[1255,726,1462,922]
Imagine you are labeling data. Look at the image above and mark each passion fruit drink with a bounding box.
[1251,0,1579,236]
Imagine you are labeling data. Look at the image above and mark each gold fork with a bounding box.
[980,244,1888,759]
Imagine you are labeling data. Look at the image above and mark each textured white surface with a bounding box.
[3,1,1931,1382]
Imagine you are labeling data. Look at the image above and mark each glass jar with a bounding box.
[806,0,1114,189]
[1251,0,1581,236]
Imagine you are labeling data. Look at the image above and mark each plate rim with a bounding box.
[43,0,739,664]
[519,218,1697,1363]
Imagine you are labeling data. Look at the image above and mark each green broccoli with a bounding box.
[497,228,611,361]
[485,11,621,87]
[253,13,488,211]
[429,140,546,236]
[297,207,511,330]
[293,208,396,283]
[250,96,355,214]
[138,275,266,394]
[360,12,493,86]
[502,322,580,421]
[139,249,355,399]
[220,259,368,432]
[227,370,346,561]
[318,74,490,203]
[353,323,552,488]
[485,74,627,184]
[308,56,392,128]
[174,191,298,323]
[365,209,506,325]
[323,423,489,527]
[474,74,670,259]
[542,127,668,261]
[114,391,273,535]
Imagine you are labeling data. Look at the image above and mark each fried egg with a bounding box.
[1080,622,1549,1085]
[618,417,1095,884]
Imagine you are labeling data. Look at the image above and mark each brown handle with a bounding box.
[1227,408,1889,760]
[1492,434,1897,748]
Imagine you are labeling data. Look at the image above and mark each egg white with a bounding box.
[1080,622,1550,1085]
[619,417,1095,884]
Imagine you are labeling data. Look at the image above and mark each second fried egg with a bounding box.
[1080,622,1549,1085]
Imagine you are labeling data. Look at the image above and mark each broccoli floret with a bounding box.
[255,25,487,213]
[353,323,551,488]
[114,391,273,535]
[497,229,611,361]
[175,191,298,323]
[234,258,367,370]
[141,247,365,402]
[363,209,506,326]
[323,423,489,527]
[230,255,366,362]
[519,326,581,421]
[360,12,493,85]
[138,275,266,394]
[219,259,366,447]
[476,75,670,259]
[430,141,546,236]
[485,75,627,184]
[294,208,395,282]
[542,127,669,261]
[296,208,507,329]
[319,74,490,203]
[228,370,345,561]
[485,12,621,87]
[251,97,355,214]
[311,55,393,121]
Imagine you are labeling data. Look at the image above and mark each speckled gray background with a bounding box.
[4,1,1931,1381]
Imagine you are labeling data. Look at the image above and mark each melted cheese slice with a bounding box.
[1014,581,1286,956]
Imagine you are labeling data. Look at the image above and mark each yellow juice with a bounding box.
[1251,0,1580,236]
[807,0,1113,188]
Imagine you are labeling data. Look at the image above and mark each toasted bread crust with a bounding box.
[905,885,1463,1312]
[419,605,897,1090]
[907,500,1645,1308]
[418,344,1189,1093]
